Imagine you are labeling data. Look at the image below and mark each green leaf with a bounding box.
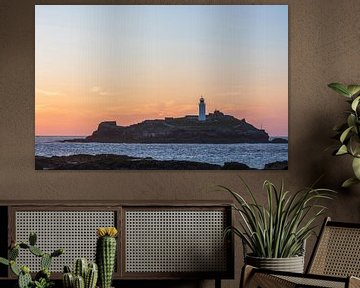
[340,126,353,143]
[10,261,20,276]
[348,135,360,157]
[342,177,360,188]
[347,114,356,128]
[347,85,360,97]
[328,83,351,97]
[352,96,360,111]
[0,257,9,266]
[336,144,348,155]
[352,157,360,179]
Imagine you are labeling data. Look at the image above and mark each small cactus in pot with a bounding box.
[62,259,98,288]
[96,227,118,288]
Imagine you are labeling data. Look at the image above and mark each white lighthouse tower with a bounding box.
[198,96,206,121]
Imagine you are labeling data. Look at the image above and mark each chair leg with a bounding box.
[240,265,255,288]
[215,278,221,288]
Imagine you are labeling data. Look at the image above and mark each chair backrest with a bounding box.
[307,217,360,277]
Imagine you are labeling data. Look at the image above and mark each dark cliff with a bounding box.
[80,111,269,144]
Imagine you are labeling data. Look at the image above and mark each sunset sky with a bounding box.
[35,5,288,136]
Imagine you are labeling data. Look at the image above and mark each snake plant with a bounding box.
[221,179,335,258]
[328,83,360,187]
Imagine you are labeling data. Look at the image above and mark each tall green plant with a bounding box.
[222,179,334,258]
[328,83,360,187]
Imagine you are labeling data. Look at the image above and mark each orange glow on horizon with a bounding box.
[35,90,288,136]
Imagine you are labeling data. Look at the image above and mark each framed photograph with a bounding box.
[35,5,288,170]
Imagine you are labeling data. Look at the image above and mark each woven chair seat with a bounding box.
[241,218,360,288]
[277,275,346,288]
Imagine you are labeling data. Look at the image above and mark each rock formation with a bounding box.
[70,111,270,144]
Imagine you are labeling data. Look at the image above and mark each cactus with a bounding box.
[0,233,63,288]
[74,275,85,288]
[74,258,88,279]
[19,243,30,249]
[9,246,19,260]
[63,260,98,288]
[29,245,44,257]
[41,253,52,270]
[18,266,32,288]
[35,268,51,282]
[85,263,98,288]
[96,227,118,288]
[29,232,37,246]
[51,248,64,258]
[18,270,32,288]
[63,272,74,288]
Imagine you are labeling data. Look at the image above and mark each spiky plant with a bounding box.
[96,227,118,288]
[63,260,98,288]
[221,179,335,258]
[0,232,63,288]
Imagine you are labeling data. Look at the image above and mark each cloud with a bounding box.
[91,86,112,96]
[219,91,242,97]
[91,86,101,93]
[36,88,63,96]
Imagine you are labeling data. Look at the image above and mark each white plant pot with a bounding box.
[245,254,305,273]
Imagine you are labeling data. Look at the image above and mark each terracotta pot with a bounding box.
[245,254,304,273]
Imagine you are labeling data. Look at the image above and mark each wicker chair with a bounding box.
[241,217,360,288]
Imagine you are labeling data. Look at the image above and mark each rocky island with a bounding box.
[36,98,288,170]
[66,110,271,144]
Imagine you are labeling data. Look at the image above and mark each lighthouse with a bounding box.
[198,97,206,121]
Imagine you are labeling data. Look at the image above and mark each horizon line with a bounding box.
[35,134,289,138]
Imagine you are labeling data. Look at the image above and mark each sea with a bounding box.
[35,136,288,169]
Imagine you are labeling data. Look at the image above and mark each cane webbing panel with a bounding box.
[249,272,297,288]
[125,210,227,273]
[276,275,345,288]
[309,226,360,277]
[15,211,115,272]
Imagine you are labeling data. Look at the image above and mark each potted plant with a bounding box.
[221,179,334,273]
[0,232,63,288]
[328,83,360,187]
[62,258,98,288]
